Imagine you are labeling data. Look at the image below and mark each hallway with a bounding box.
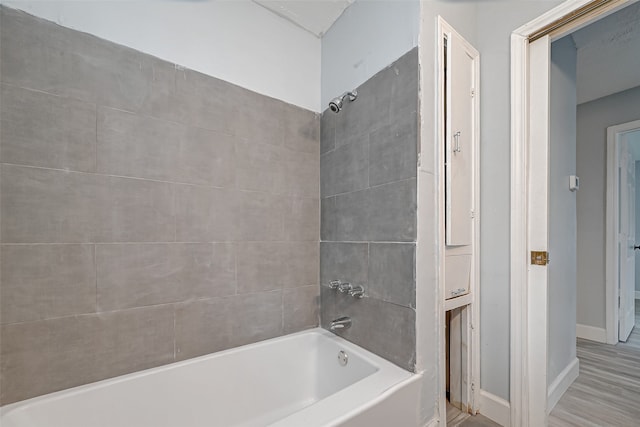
[549,301,640,426]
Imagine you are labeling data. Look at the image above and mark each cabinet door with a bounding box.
[446,32,475,247]
[445,254,471,299]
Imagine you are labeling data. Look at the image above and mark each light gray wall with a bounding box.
[548,36,577,384]
[320,49,418,371]
[320,0,419,107]
[0,7,320,405]
[475,0,563,400]
[636,160,640,294]
[577,86,640,329]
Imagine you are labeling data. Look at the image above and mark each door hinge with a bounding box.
[471,88,475,97]
[531,251,549,266]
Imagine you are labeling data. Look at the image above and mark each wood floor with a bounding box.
[549,300,640,427]
[446,401,501,427]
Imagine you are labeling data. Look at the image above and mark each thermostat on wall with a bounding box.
[569,175,579,192]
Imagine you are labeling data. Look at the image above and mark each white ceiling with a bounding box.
[572,1,640,104]
[253,0,353,37]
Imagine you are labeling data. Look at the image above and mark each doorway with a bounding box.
[606,120,640,343]
[510,0,640,425]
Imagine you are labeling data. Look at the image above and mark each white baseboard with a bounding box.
[479,389,510,427]
[576,324,607,343]
[547,357,579,413]
[636,290,640,300]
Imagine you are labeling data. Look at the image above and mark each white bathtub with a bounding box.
[0,328,421,427]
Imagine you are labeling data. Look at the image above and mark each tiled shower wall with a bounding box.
[320,49,418,371]
[0,7,319,405]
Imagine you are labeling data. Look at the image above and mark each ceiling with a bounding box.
[252,0,639,98]
[253,0,353,37]
[571,1,640,104]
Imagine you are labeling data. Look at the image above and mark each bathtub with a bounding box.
[0,328,421,427]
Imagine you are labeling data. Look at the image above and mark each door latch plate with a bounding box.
[531,251,549,266]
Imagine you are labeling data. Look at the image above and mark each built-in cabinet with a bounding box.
[438,17,480,420]
[443,24,479,306]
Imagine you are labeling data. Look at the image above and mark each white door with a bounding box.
[446,31,475,247]
[619,134,636,341]
[444,26,478,301]
[526,35,552,426]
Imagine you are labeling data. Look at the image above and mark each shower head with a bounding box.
[328,90,358,113]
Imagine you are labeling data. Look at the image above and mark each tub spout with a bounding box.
[330,316,352,331]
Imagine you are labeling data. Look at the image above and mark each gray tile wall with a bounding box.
[320,48,418,371]
[0,7,320,405]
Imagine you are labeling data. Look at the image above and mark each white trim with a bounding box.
[423,416,439,427]
[636,291,640,300]
[547,358,579,413]
[436,16,481,422]
[527,35,552,427]
[434,13,448,427]
[606,119,640,344]
[444,293,473,312]
[510,1,638,425]
[509,30,529,427]
[479,390,511,427]
[576,324,607,342]
[605,124,618,344]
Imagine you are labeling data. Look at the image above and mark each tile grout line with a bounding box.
[0,161,318,198]
[94,101,99,174]
[0,81,318,141]
[94,243,98,314]
[0,240,324,246]
[173,308,177,361]
[93,101,99,315]
[0,288,290,327]
[321,175,417,199]
[233,241,238,296]
[320,241,416,245]
[173,184,177,243]
[366,132,371,189]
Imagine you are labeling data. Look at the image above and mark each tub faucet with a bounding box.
[337,282,352,293]
[330,316,352,331]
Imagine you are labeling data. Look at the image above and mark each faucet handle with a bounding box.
[349,285,365,299]
[329,280,341,289]
[338,282,352,293]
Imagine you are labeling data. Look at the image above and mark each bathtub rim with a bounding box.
[1,327,414,424]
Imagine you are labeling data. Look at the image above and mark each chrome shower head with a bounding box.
[328,98,343,113]
[328,90,357,113]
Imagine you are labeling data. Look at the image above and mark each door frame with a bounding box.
[436,16,481,423]
[510,0,637,425]
[606,119,640,344]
